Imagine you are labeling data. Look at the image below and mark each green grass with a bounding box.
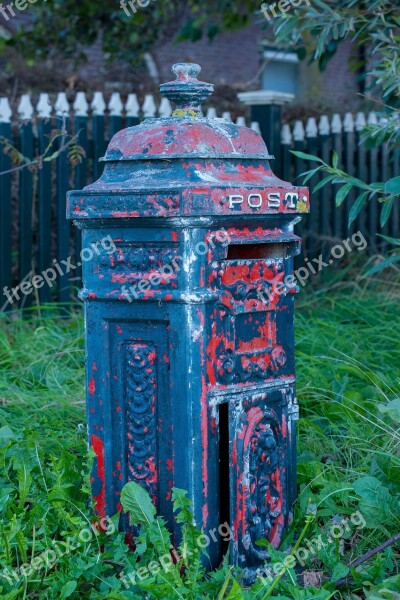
[0,277,399,598]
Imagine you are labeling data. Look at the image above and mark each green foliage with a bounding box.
[0,126,85,177]
[271,1,400,103]
[273,2,400,272]
[292,150,400,274]
[4,0,259,68]
[1,283,400,597]
[292,150,399,227]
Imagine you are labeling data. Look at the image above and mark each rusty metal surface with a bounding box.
[68,62,309,579]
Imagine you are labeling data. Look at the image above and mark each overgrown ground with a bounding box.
[0,270,399,599]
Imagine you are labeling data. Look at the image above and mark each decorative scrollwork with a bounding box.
[244,409,285,563]
[101,245,177,272]
[126,343,158,501]
[216,347,286,384]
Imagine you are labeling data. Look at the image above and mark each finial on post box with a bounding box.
[159,63,214,118]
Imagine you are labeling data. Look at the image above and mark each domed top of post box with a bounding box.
[67,62,310,220]
[102,63,273,161]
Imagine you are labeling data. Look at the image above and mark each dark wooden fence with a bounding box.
[0,91,398,309]
[277,113,400,260]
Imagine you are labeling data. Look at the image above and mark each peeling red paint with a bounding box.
[91,434,106,517]
[88,377,95,397]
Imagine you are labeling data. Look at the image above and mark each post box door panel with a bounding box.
[208,230,301,313]
[227,386,298,568]
[88,317,173,529]
[206,231,299,388]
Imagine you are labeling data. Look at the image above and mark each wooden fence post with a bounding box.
[237,91,294,176]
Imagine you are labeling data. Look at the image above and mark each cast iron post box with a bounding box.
[67,63,309,577]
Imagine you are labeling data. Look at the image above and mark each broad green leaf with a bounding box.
[378,399,400,423]
[330,562,350,582]
[384,176,400,195]
[291,150,324,163]
[312,174,336,193]
[352,475,398,528]
[349,191,369,225]
[380,199,394,227]
[301,167,323,184]
[369,182,385,190]
[0,426,17,447]
[225,579,244,599]
[120,481,156,526]
[377,234,400,246]
[365,253,400,275]
[335,183,353,206]
[332,150,338,169]
[60,581,77,599]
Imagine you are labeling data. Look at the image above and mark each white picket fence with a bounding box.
[0,91,260,129]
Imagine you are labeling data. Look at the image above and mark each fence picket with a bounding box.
[391,147,400,240]
[379,117,390,252]
[280,124,292,183]
[305,117,318,257]
[355,112,367,236]
[142,94,157,119]
[343,113,355,238]
[91,92,106,180]
[55,93,71,305]
[318,116,331,259]
[292,120,306,252]
[0,98,13,306]
[73,92,89,290]
[109,92,123,138]
[18,95,35,309]
[367,112,379,252]
[126,93,140,127]
[159,97,172,118]
[331,114,343,240]
[37,94,53,304]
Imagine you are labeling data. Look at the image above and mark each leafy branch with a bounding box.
[0,129,85,177]
[293,150,400,228]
